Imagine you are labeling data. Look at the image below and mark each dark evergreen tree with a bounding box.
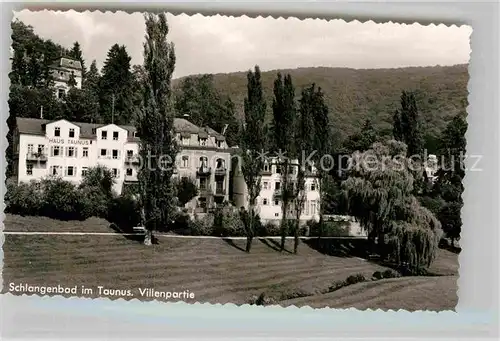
[271,73,297,251]
[240,65,267,252]
[99,44,135,124]
[136,13,178,246]
[343,119,378,153]
[395,90,424,157]
[69,41,86,76]
[433,114,467,246]
[393,109,404,141]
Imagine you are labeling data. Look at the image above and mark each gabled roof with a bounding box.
[15,117,226,141]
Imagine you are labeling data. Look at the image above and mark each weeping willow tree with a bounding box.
[342,140,443,272]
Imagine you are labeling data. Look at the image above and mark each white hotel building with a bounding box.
[13,117,232,211]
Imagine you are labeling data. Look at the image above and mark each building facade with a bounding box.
[232,156,321,225]
[13,117,231,211]
[48,57,83,98]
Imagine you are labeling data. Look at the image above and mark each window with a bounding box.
[69,128,75,138]
[100,149,107,157]
[112,149,119,159]
[112,168,119,178]
[199,156,208,168]
[51,165,61,176]
[37,144,44,154]
[133,131,139,138]
[66,146,76,157]
[26,164,33,176]
[263,181,269,190]
[126,168,133,176]
[311,183,316,191]
[274,199,279,206]
[199,137,207,146]
[263,163,270,172]
[101,131,107,140]
[27,144,34,154]
[51,146,61,157]
[275,213,279,217]
[92,128,97,135]
[57,89,65,99]
[262,198,268,205]
[276,165,281,174]
[311,201,317,215]
[181,156,189,168]
[82,167,88,177]
[54,127,61,137]
[113,131,119,140]
[275,182,281,191]
[216,158,225,169]
[66,166,75,177]
[82,147,89,157]
[127,150,134,158]
[217,140,223,148]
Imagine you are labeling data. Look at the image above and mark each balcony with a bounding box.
[214,186,225,196]
[214,167,227,176]
[198,184,212,197]
[26,152,48,162]
[124,174,138,182]
[273,188,282,198]
[260,169,272,176]
[124,155,140,164]
[197,166,212,176]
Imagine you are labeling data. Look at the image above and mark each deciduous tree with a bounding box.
[240,66,267,252]
[136,13,179,246]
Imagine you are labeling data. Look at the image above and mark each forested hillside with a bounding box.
[173,64,469,141]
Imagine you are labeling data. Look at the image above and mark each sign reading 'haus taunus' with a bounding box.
[48,138,90,145]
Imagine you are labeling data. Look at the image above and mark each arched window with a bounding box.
[199,156,208,168]
[216,158,225,169]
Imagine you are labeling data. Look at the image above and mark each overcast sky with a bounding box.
[13,10,471,79]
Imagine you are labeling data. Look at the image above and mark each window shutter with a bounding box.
[75,148,78,158]
[50,146,54,156]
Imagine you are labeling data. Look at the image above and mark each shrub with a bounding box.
[309,220,351,237]
[108,194,141,232]
[345,273,366,285]
[174,177,198,206]
[189,214,215,236]
[80,185,112,220]
[5,180,43,216]
[382,269,400,279]
[213,206,246,237]
[39,178,84,220]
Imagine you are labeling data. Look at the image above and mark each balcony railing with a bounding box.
[214,186,225,196]
[197,166,212,176]
[198,184,212,197]
[260,168,272,176]
[26,152,48,162]
[124,155,140,164]
[214,167,226,176]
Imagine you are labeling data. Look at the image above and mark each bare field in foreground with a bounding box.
[2,215,459,310]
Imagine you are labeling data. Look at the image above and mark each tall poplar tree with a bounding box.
[240,66,267,253]
[271,73,297,251]
[136,13,178,246]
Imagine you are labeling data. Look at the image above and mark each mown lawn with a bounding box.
[2,214,459,310]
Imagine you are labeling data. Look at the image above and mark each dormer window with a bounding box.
[217,140,223,148]
[92,128,96,135]
[182,137,190,145]
[69,128,75,138]
[101,131,107,140]
[263,162,270,172]
[133,131,139,138]
[54,127,60,137]
[199,137,207,146]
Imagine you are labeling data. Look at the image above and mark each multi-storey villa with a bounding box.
[13,117,232,212]
[232,156,321,225]
[48,56,83,98]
